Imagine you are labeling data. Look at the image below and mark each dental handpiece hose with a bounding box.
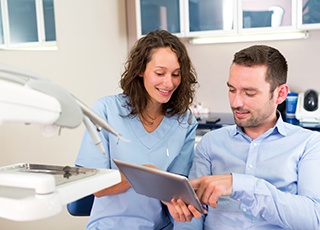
[83,116,106,154]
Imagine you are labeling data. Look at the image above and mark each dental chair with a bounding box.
[0,63,124,221]
[67,194,94,216]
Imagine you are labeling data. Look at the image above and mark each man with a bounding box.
[169,45,320,229]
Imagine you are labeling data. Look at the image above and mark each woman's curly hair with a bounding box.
[120,30,198,119]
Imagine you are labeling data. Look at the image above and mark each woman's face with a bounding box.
[142,47,181,106]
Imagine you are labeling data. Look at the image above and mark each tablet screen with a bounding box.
[113,159,204,213]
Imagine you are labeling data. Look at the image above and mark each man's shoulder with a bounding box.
[284,121,317,132]
[283,122,320,140]
[202,125,236,139]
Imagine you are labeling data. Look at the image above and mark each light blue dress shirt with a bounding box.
[175,115,320,229]
[75,94,197,230]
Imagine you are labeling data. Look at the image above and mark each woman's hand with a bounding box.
[162,198,203,222]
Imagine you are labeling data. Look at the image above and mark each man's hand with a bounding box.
[190,174,232,208]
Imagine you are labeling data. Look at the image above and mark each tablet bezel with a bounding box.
[113,159,204,213]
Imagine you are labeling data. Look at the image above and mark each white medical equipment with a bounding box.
[295,89,320,126]
[0,64,123,221]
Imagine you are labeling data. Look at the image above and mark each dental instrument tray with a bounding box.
[0,163,96,185]
[0,163,120,221]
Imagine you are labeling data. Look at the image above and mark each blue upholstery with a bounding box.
[67,194,94,216]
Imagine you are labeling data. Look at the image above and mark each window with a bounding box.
[299,0,320,30]
[0,0,56,50]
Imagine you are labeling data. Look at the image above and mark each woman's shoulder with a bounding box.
[183,109,197,123]
[167,109,197,128]
[92,93,129,114]
[95,93,127,106]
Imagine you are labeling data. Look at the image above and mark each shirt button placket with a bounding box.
[245,141,258,174]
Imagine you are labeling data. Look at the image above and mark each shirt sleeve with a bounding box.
[231,132,320,229]
[173,214,205,230]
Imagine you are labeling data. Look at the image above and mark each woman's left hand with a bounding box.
[162,198,203,222]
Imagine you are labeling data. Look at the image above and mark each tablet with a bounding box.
[113,159,204,213]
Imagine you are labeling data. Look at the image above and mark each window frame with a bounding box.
[0,0,56,50]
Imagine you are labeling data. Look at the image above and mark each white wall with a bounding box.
[1,0,320,229]
[0,0,127,229]
[184,30,320,113]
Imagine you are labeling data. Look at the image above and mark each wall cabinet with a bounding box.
[139,0,182,36]
[127,0,237,40]
[298,0,320,30]
[240,0,295,32]
[126,0,318,45]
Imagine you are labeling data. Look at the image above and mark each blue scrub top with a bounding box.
[75,94,198,229]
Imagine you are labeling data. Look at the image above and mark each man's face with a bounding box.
[227,64,278,129]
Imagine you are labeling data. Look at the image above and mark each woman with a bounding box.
[75,30,198,229]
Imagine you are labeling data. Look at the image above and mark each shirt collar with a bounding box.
[274,111,287,136]
[232,110,287,137]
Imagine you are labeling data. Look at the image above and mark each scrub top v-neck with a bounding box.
[75,94,198,230]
